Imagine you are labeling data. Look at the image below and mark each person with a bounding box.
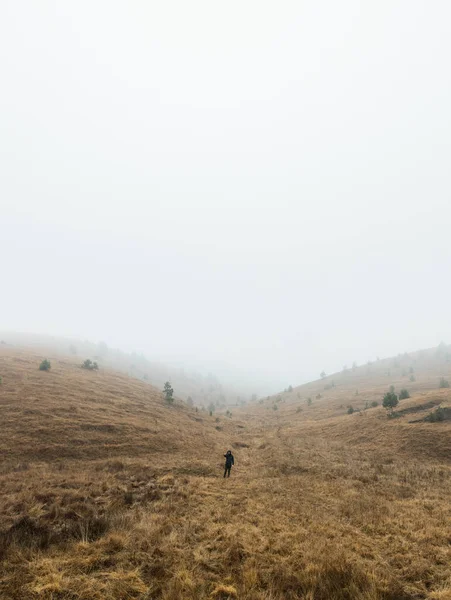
[223,450,234,478]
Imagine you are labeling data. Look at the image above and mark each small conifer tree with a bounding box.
[163,381,174,403]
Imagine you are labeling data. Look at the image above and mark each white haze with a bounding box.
[1,1,451,394]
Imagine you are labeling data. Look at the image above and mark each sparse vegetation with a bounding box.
[39,359,51,371]
[3,347,451,600]
[399,389,410,400]
[439,377,450,388]
[320,370,326,379]
[371,400,378,408]
[347,406,355,414]
[81,359,99,370]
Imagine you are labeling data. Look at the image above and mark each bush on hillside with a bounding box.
[0,376,3,384]
[439,377,450,388]
[287,385,293,392]
[399,389,410,400]
[186,396,193,407]
[347,406,354,414]
[371,401,379,408]
[382,391,399,413]
[307,397,312,406]
[39,359,51,371]
[81,359,99,371]
[426,407,446,422]
[320,371,326,379]
[163,381,174,403]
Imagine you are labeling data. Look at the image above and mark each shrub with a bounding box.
[81,359,98,371]
[399,389,410,400]
[272,404,278,411]
[389,385,395,393]
[439,377,450,388]
[382,391,398,413]
[426,407,446,422]
[320,371,326,379]
[288,385,293,392]
[410,375,416,382]
[0,376,2,385]
[371,401,378,408]
[316,393,322,399]
[187,396,194,407]
[307,397,312,406]
[39,359,51,371]
[163,381,174,403]
[347,406,354,414]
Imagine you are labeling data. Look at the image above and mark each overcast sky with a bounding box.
[1,1,450,393]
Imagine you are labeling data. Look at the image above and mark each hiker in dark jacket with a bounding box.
[223,450,235,478]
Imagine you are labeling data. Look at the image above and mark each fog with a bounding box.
[1,1,451,394]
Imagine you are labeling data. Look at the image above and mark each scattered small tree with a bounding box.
[320,371,326,379]
[371,401,379,408]
[272,404,278,411]
[187,396,194,407]
[410,375,416,382]
[347,406,355,414]
[382,391,399,414]
[163,381,174,403]
[389,385,395,394]
[307,397,312,406]
[39,359,51,371]
[0,376,3,384]
[288,385,293,393]
[81,359,99,370]
[399,389,410,400]
[439,377,450,388]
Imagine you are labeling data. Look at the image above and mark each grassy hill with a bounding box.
[2,345,451,599]
[0,332,249,407]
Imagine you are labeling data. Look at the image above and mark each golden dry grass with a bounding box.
[2,346,451,599]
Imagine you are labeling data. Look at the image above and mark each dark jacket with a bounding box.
[224,453,234,468]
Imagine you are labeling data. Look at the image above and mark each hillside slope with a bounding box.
[2,347,451,600]
[0,332,250,406]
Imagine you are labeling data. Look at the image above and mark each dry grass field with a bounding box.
[1,346,451,599]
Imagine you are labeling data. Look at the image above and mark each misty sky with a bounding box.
[1,1,451,393]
